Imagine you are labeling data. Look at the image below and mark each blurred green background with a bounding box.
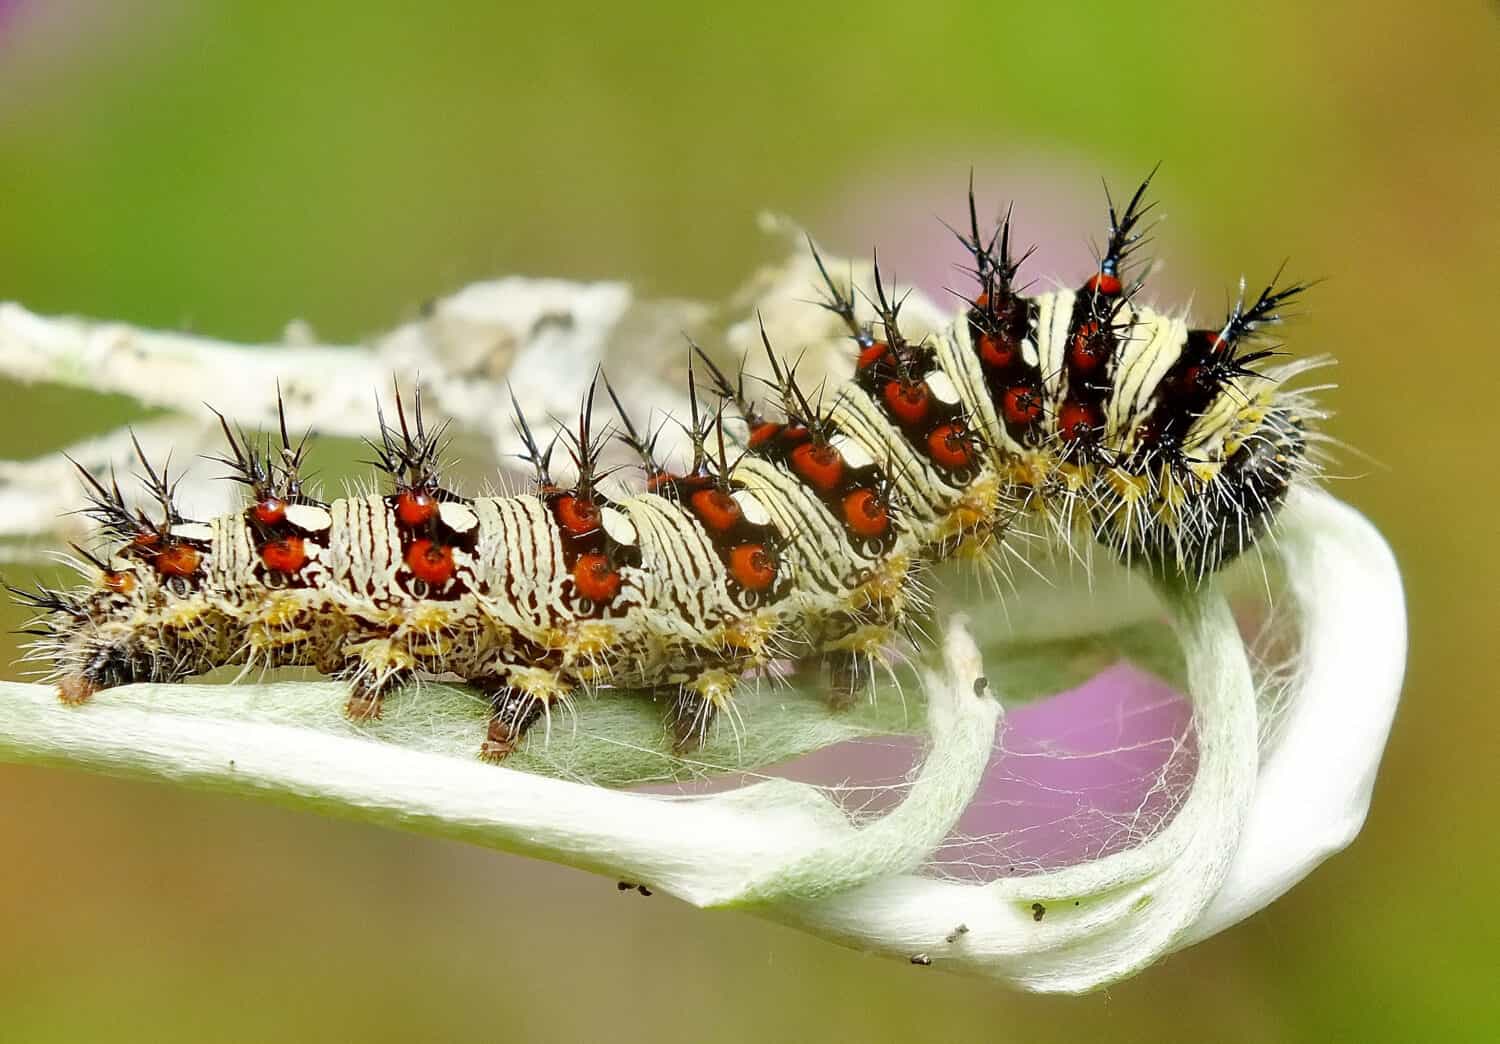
[1,2,1495,1040]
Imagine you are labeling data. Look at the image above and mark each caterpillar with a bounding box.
[8,175,1321,759]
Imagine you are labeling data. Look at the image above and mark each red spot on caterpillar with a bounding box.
[978,333,1018,370]
[573,553,621,602]
[1069,321,1109,374]
[253,497,287,525]
[882,380,931,425]
[974,290,991,310]
[857,341,888,370]
[556,494,602,536]
[841,488,889,538]
[1002,386,1043,427]
[396,491,438,527]
[927,424,975,469]
[1085,273,1122,296]
[130,531,162,554]
[749,422,782,449]
[728,543,777,591]
[260,535,308,574]
[405,539,455,586]
[154,544,200,577]
[790,442,843,492]
[103,571,135,595]
[1058,400,1103,442]
[689,488,741,532]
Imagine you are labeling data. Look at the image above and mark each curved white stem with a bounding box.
[726,621,1000,906]
[1179,489,1406,944]
[0,625,998,911]
[763,579,1258,992]
[745,491,1403,990]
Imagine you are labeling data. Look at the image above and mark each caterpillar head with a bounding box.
[8,556,172,702]
[1095,404,1310,581]
[11,516,223,701]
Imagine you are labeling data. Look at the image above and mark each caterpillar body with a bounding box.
[10,176,1321,757]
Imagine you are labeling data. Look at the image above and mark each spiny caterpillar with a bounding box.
[9,175,1322,758]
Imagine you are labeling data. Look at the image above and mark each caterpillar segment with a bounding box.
[929,173,1317,577]
[13,174,1321,760]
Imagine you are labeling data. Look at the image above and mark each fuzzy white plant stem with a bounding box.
[0,283,646,438]
[1182,488,1406,942]
[745,491,1404,990]
[0,285,696,554]
[0,419,239,545]
[0,301,386,434]
[727,620,1000,906]
[0,490,1404,990]
[0,623,998,910]
[763,578,1256,991]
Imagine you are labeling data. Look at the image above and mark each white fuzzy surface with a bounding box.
[0,491,1405,990]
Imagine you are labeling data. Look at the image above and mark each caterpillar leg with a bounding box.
[58,675,99,705]
[812,614,904,711]
[475,680,545,762]
[343,672,408,722]
[821,650,876,711]
[475,667,573,761]
[341,634,421,721]
[668,669,737,752]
